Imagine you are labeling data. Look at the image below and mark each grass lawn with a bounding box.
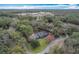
[31,38,48,53]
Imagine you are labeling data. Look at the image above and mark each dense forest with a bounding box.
[0,10,79,54]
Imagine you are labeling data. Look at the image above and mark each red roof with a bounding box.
[47,33,55,41]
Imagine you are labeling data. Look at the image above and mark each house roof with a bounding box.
[29,31,48,40]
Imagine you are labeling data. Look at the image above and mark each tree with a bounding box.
[19,25,33,35]
[0,44,9,54]
[31,40,40,49]
[9,45,25,54]
[62,14,79,25]
[64,32,79,53]
[0,17,12,29]
[0,30,11,53]
[8,31,29,53]
[9,31,27,45]
[16,20,33,36]
[49,45,64,54]
[65,26,79,36]
[16,19,34,42]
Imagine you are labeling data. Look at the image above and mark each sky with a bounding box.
[0,0,78,4]
[0,4,79,9]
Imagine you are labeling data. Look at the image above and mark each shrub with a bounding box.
[31,40,40,49]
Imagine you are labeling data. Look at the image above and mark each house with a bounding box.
[29,31,48,41]
[29,31,55,42]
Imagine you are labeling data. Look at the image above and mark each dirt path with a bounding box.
[38,36,68,54]
[26,36,68,54]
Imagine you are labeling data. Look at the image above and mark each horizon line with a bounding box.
[0,4,79,9]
